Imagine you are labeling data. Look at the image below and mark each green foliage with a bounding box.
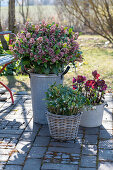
[0,48,21,75]
[0,60,21,76]
[0,46,4,54]
[45,84,86,116]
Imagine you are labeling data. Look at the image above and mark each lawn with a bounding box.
[0,35,113,93]
[64,35,113,92]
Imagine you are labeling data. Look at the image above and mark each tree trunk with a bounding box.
[0,22,9,50]
[17,0,29,25]
[0,0,8,50]
[8,0,15,40]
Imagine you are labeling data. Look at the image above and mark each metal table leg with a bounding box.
[0,62,14,104]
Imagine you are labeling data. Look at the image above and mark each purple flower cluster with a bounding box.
[11,20,82,74]
[72,70,107,105]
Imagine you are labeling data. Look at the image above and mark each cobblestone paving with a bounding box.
[0,93,112,170]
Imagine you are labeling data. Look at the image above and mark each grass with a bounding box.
[64,35,113,91]
[0,35,113,93]
[0,75,30,93]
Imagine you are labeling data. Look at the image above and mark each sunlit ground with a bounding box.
[0,35,113,93]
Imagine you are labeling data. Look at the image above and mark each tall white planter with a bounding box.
[30,74,63,124]
[80,104,105,127]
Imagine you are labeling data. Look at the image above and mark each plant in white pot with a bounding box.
[72,70,108,127]
[11,20,82,124]
[45,83,86,140]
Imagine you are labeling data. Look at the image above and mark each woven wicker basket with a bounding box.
[46,112,82,140]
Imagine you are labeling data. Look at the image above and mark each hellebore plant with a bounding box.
[11,20,82,74]
[72,70,107,105]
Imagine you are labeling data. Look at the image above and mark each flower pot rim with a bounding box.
[91,103,104,106]
[84,102,107,108]
[46,111,82,118]
[30,73,62,78]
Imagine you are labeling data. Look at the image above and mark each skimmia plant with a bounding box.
[11,20,82,74]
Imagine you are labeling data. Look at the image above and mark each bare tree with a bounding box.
[8,0,16,40]
[16,0,29,24]
[36,0,44,22]
[59,0,113,44]
[0,0,8,50]
[55,0,85,32]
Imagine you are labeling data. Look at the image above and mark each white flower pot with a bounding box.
[80,104,105,127]
[30,73,63,124]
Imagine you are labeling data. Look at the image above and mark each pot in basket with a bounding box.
[45,84,86,140]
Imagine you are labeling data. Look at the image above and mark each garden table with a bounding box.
[0,31,15,104]
[0,31,12,35]
[0,55,15,104]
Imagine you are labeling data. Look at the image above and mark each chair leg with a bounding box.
[0,82,14,104]
[0,63,10,74]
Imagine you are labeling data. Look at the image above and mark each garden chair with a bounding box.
[0,31,15,104]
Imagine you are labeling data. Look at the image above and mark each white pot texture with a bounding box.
[30,73,63,124]
[80,104,105,127]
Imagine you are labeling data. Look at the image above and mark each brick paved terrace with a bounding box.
[0,92,112,170]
